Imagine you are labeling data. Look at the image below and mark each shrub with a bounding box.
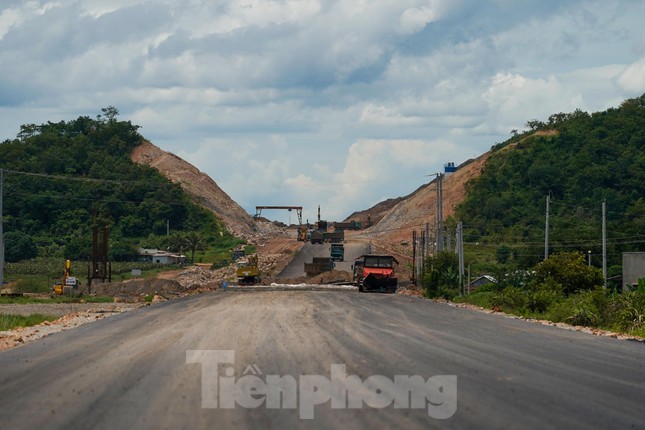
[534,252,603,294]
[613,291,645,332]
[549,288,608,327]
[527,288,562,314]
[491,287,528,312]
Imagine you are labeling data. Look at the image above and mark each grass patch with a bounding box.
[0,314,57,331]
[0,296,113,305]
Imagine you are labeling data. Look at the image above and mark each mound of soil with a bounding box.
[90,279,185,301]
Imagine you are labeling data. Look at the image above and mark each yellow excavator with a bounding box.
[53,260,79,295]
[236,254,261,285]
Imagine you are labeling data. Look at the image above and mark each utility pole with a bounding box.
[602,200,607,289]
[0,168,4,289]
[425,223,430,258]
[456,221,464,296]
[436,173,444,252]
[544,194,550,260]
[412,230,416,286]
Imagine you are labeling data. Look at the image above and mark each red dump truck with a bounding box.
[353,254,398,293]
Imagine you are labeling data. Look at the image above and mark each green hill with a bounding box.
[0,107,239,263]
[455,93,645,270]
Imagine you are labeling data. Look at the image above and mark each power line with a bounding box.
[2,169,178,188]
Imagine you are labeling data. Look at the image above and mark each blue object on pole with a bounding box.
[222,281,228,289]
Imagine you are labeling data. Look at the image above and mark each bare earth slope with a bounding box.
[343,196,405,227]
[361,152,490,257]
[131,140,258,238]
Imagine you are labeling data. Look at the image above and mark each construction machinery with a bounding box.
[353,254,398,293]
[304,257,333,277]
[333,220,362,231]
[323,230,344,243]
[297,225,309,242]
[310,230,324,244]
[53,259,79,295]
[236,254,261,285]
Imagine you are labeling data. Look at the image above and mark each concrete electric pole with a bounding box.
[0,169,4,288]
[544,194,550,260]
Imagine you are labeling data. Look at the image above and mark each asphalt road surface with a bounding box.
[1,291,644,429]
[278,242,370,278]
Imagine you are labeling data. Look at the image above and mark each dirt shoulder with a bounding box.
[0,303,144,352]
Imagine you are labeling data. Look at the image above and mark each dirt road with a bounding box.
[0,290,643,429]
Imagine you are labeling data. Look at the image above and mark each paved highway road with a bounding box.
[278,242,370,278]
[0,291,643,429]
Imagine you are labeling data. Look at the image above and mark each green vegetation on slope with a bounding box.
[454,94,645,269]
[0,107,242,264]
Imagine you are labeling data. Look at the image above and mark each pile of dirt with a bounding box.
[91,279,186,301]
[308,270,353,284]
[267,270,353,286]
[176,265,228,289]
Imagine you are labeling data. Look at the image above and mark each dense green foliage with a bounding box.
[421,251,460,299]
[455,93,645,268]
[449,252,645,336]
[424,95,645,337]
[460,285,645,337]
[533,252,604,294]
[0,107,240,262]
[3,231,38,262]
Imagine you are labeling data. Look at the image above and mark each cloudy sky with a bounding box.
[1,1,644,224]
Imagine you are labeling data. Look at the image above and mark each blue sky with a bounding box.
[1,0,644,224]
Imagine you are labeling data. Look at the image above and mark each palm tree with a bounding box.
[181,231,207,264]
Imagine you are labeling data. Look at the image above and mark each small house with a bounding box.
[466,275,497,292]
[138,248,187,265]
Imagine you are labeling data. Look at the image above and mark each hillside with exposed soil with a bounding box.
[360,152,490,258]
[131,140,259,239]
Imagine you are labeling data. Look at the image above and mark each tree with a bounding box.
[533,251,603,294]
[181,231,207,264]
[99,106,119,122]
[3,231,38,262]
[496,245,511,264]
[421,251,460,298]
[168,231,207,264]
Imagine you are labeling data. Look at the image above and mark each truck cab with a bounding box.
[353,254,398,293]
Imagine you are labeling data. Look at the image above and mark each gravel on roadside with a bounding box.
[0,303,145,352]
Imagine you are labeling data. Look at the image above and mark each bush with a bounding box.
[548,288,608,327]
[534,252,603,294]
[463,290,495,308]
[613,291,645,332]
[491,287,528,312]
[422,252,460,299]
